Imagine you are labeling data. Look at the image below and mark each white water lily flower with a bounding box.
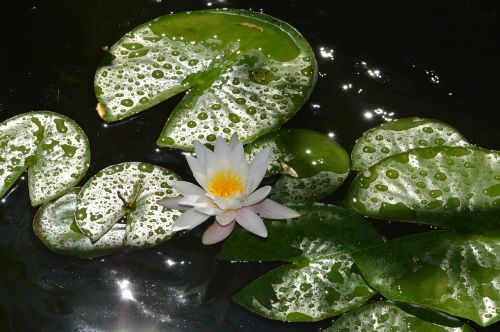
[158,134,300,245]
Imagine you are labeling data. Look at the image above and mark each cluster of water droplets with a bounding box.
[0,112,90,206]
[75,162,181,247]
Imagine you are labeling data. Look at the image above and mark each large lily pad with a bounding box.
[351,118,469,171]
[94,9,317,150]
[353,231,500,326]
[218,203,382,322]
[346,146,500,232]
[244,129,350,203]
[33,188,125,258]
[325,301,474,331]
[75,162,181,248]
[0,111,90,206]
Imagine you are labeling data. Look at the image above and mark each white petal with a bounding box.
[250,199,301,219]
[172,181,205,196]
[186,155,205,174]
[229,134,245,169]
[214,136,231,159]
[192,171,208,189]
[235,207,268,238]
[194,140,209,164]
[193,196,222,215]
[172,208,211,231]
[216,210,236,225]
[214,196,242,210]
[245,186,271,206]
[245,148,270,195]
[157,197,185,210]
[202,221,235,245]
[178,194,201,206]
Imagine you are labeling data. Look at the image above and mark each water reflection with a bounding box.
[318,46,334,60]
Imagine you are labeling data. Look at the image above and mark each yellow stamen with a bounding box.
[207,170,244,198]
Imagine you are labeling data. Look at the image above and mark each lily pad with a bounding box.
[33,188,125,258]
[353,231,500,326]
[346,146,500,232]
[244,129,350,203]
[75,162,181,248]
[351,118,469,171]
[325,301,474,331]
[218,203,382,322]
[94,9,317,150]
[0,111,90,206]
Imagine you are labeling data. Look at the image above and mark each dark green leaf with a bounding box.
[353,231,500,326]
[95,10,317,150]
[346,146,500,232]
[244,129,350,203]
[325,301,474,332]
[351,118,469,171]
[219,203,382,321]
[0,111,90,206]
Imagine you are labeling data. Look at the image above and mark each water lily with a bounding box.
[158,134,300,245]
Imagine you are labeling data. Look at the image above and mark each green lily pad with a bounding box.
[94,9,317,150]
[75,162,181,248]
[325,301,474,331]
[351,118,469,171]
[244,129,350,203]
[33,188,125,258]
[353,231,500,326]
[346,146,500,232]
[218,203,382,322]
[0,111,90,206]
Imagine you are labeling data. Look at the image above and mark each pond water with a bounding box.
[1,0,499,331]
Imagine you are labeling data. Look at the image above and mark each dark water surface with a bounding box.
[1,0,499,331]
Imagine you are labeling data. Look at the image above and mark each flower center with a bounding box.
[207,170,244,198]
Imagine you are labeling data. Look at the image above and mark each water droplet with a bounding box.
[385,170,399,179]
[434,172,447,181]
[121,99,134,107]
[152,70,164,79]
[363,146,376,153]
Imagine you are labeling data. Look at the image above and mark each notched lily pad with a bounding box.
[75,162,181,248]
[218,203,382,322]
[244,129,350,203]
[346,146,500,232]
[353,231,500,326]
[351,118,469,171]
[325,301,474,331]
[33,188,124,258]
[0,111,90,206]
[95,9,317,150]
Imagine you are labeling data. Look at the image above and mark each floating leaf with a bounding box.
[244,129,350,203]
[325,301,474,332]
[219,203,382,322]
[351,118,469,171]
[94,9,317,150]
[346,146,500,232]
[353,231,500,326]
[0,111,90,206]
[33,188,124,258]
[75,162,181,248]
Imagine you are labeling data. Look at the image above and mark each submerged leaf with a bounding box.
[244,129,350,203]
[346,146,500,232]
[0,111,90,206]
[219,203,382,322]
[325,301,474,331]
[351,118,469,171]
[95,10,317,150]
[75,162,181,248]
[353,231,500,326]
[33,188,124,258]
